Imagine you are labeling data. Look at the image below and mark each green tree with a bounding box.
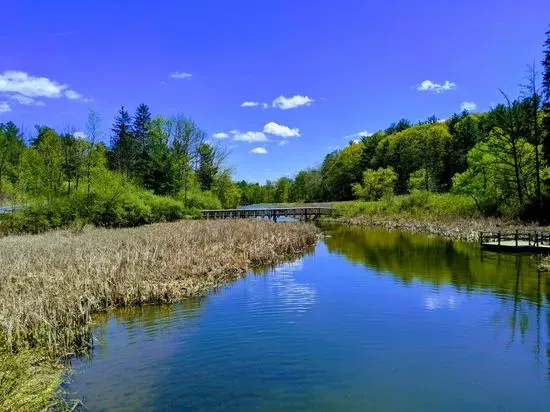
[168,116,205,204]
[352,167,397,201]
[274,177,291,203]
[140,117,173,194]
[373,123,452,193]
[20,129,63,202]
[0,122,24,199]
[132,103,152,180]
[214,172,240,208]
[321,142,363,200]
[110,106,135,177]
[60,132,87,196]
[197,143,218,191]
[454,128,537,217]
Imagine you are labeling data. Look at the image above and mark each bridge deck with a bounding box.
[200,207,337,220]
[480,231,550,254]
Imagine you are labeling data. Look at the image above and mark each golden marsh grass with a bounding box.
[0,219,317,356]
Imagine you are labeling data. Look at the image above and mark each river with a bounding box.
[68,224,550,411]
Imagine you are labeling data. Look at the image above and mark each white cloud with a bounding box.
[251,147,268,154]
[272,95,314,110]
[263,121,300,138]
[10,94,46,106]
[232,130,268,142]
[460,101,477,112]
[170,71,192,79]
[241,101,259,107]
[212,132,230,139]
[278,140,288,146]
[73,131,86,139]
[0,71,90,102]
[416,80,456,93]
[343,130,371,140]
[160,81,167,85]
[262,102,269,109]
[0,102,11,113]
[64,89,91,102]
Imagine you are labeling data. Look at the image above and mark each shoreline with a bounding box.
[0,219,318,410]
[326,214,550,271]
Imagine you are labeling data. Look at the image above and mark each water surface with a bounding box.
[69,225,550,411]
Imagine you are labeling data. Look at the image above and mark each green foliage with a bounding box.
[335,193,479,219]
[19,129,63,202]
[321,142,363,200]
[373,123,452,193]
[197,143,218,191]
[452,123,541,217]
[0,122,24,200]
[352,167,397,201]
[0,339,66,411]
[214,172,240,208]
[184,189,222,210]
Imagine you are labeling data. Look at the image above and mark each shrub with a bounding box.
[184,190,222,210]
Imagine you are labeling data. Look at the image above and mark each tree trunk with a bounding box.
[511,143,524,206]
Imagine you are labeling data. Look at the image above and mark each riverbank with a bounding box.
[329,196,549,242]
[330,213,548,242]
[0,219,318,409]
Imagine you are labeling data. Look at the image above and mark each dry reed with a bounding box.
[332,215,549,242]
[0,219,317,356]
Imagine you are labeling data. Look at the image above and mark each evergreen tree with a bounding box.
[110,106,135,177]
[133,103,152,159]
[197,143,218,191]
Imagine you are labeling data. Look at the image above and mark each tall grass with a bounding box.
[0,220,317,354]
[335,192,480,219]
[332,192,548,241]
[0,219,317,408]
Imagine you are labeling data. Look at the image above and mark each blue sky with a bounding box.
[1,1,549,182]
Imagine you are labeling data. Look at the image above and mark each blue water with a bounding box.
[69,225,550,411]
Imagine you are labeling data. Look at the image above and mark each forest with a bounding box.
[238,27,550,222]
[0,104,242,234]
[1,27,549,234]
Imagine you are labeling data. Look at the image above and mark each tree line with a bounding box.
[0,105,240,233]
[239,25,550,222]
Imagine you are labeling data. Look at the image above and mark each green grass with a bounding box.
[0,340,67,411]
[334,192,480,219]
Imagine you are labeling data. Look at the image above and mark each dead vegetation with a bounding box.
[332,214,549,243]
[0,219,317,355]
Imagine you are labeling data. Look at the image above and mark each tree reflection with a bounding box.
[321,223,550,380]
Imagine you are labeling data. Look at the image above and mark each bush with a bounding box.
[334,192,479,219]
[0,187,197,236]
[184,190,222,210]
[148,196,186,222]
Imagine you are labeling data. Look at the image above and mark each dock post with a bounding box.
[515,230,518,247]
[498,232,501,246]
[479,231,483,245]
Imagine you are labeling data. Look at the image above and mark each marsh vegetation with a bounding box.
[0,219,317,409]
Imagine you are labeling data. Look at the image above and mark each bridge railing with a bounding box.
[200,207,337,220]
[479,231,550,247]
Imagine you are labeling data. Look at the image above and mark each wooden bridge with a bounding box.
[480,231,550,254]
[200,207,337,221]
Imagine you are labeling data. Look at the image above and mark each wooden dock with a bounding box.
[480,231,550,254]
[200,207,337,221]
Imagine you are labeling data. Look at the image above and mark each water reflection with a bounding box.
[321,223,549,303]
[69,224,550,411]
[322,223,550,382]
